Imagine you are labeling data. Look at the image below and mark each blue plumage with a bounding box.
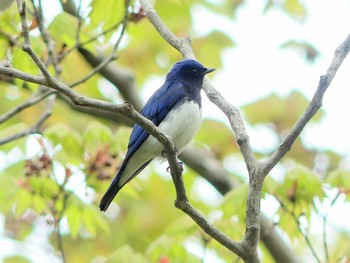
[99,59,215,211]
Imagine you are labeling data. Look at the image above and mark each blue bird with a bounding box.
[99,59,215,211]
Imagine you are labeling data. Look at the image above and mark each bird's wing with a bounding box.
[123,81,187,165]
[99,81,187,211]
[107,81,187,186]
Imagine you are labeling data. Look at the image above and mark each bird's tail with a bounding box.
[99,159,153,212]
[99,181,122,212]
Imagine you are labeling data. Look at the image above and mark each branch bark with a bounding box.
[139,0,260,261]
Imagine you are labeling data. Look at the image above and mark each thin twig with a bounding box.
[262,34,350,175]
[5,1,177,170]
[277,199,321,263]
[60,0,125,61]
[2,0,58,148]
[139,1,259,261]
[75,0,84,44]
[69,54,117,87]
[321,190,341,263]
[30,0,60,74]
[0,98,53,145]
[60,20,124,61]
[16,0,54,81]
[0,88,54,124]
[69,1,129,88]
[56,191,69,263]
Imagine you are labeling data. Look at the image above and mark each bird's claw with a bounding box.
[166,161,184,173]
[161,150,167,158]
[161,148,179,158]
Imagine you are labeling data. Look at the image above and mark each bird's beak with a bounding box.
[203,68,216,75]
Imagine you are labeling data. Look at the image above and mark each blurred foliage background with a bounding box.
[0,0,349,262]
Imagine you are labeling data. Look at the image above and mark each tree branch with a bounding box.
[138,0,350,262]
[0,87,54,124]
[139,0,260,261]
[59,0,143,111]
[0,92,54,145]
[261,33,350,175]
[69,0,129,88]
[76,48,143,111]
[30,0,61,75]
[7,0,181,192]
[3,1,348,262]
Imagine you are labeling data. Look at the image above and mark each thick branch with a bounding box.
[139,0,257,177]
[57,93,133,126]
[139,0,260,261]
[5,1,179,175]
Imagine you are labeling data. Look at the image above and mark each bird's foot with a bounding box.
[179,161,184,171]
[161,148,179,158]
[166,161,184,173]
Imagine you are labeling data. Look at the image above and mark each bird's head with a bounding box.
[166,59,215,86]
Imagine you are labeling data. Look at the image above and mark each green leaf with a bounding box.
[202,0,244,18]
[28,177,59,199]
[195,119,238,158]
[277,212,302,241]
[44,123,83,164]
[326,169,350,189]
[0,38,7,58]
[48,12,79,48]
[262,176,279,196]
[220,184,248,221]
[284,0,307,20]
[66,202,82,239]
[15,190,33,217]
[326,169,350,201]
[32,194,47,213]
[12,45,40,90]
[164,216,197,238]
[280,40,320,62]
[89,0,124,32]
[0,1,21,34]
[110,126,131,153]
[83,121,113,152]
[146,234,198,263]
[81,206,109,237]
[276,164,324,205]
[264,0,307,20]
[0,123,28,151]
[106,245,149,263]
[243,91,324,131]
[4,255,31,263]
[156,0,192,33]
[194,30,235,68]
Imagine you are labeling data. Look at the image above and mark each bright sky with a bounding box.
[143,0,350,155]
[199,0,350,155]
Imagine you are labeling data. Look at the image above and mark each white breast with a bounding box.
[118,101,202,186]
[159,100,202,152]
[138,100,202,157]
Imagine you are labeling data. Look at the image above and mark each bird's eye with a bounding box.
[192,69,199,76]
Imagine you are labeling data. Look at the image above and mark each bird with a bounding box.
[99,59,215,211]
